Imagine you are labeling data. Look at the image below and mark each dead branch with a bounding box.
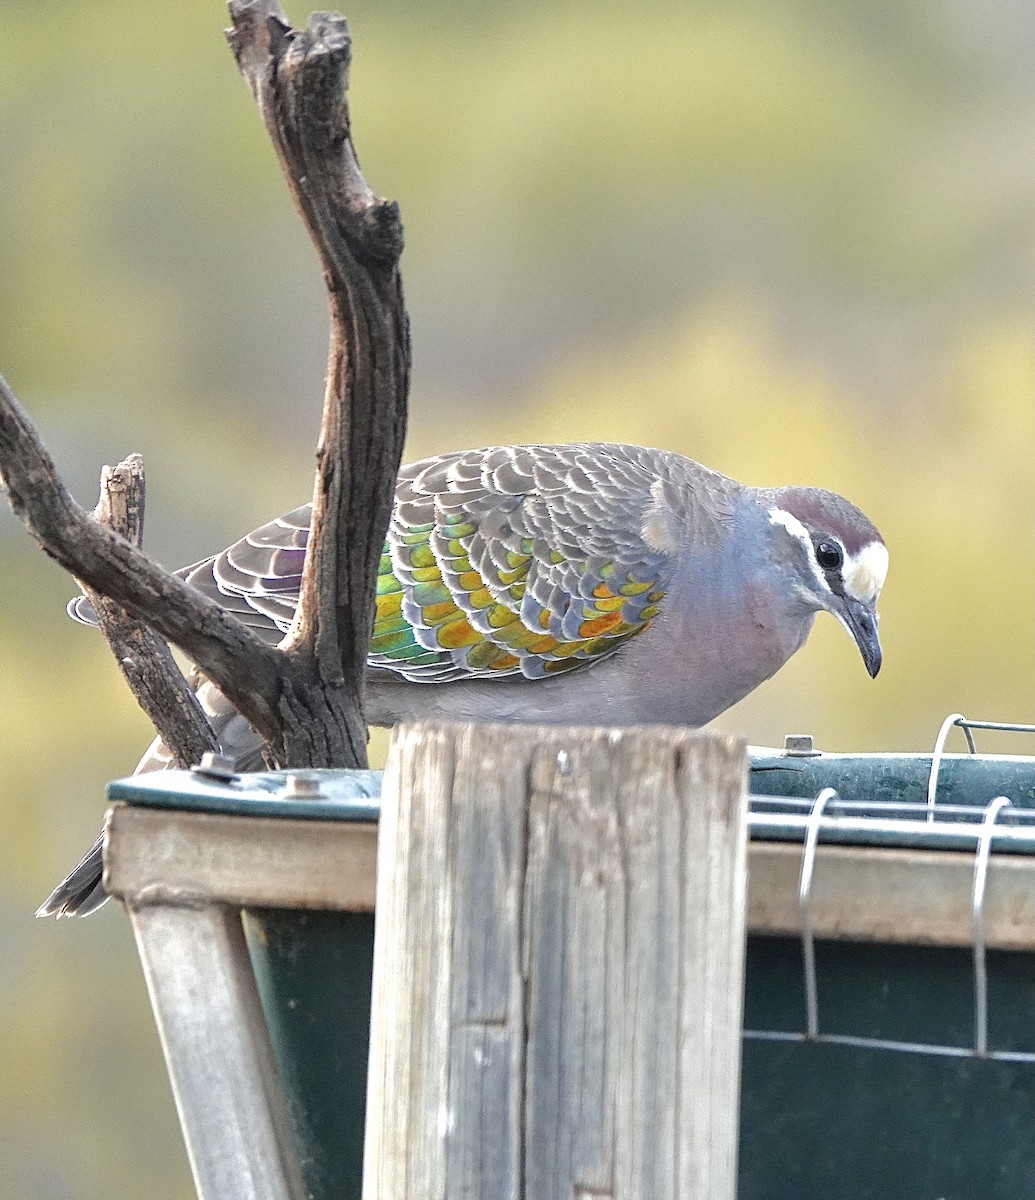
[0,379,287,741]
[228,0,410,766]
[82,455,219,769]
[0,1,409,769]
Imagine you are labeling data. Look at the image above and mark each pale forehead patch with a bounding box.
[843,541,889,602]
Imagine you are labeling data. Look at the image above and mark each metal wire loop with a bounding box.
[927,713,973,821]
[958,720,1035,735]
[972,796,1012,1057]
[927,714,1035,823]
[798,787,838,1040]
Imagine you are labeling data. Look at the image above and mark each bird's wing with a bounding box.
[377,444,673,681]
[68,444,679,683]
[180,504,310,643]
[66,505,309,645]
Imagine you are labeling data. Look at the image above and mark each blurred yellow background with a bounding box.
[1,1,1032,1196]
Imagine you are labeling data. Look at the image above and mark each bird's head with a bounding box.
[765,487,887,678]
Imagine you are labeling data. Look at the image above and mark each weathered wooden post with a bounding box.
[365,722,748,1200]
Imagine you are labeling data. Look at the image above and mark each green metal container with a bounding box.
[111,749,1035,1199]
[742,747,1035,1199]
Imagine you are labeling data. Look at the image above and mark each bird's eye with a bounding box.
[815,539,843,571]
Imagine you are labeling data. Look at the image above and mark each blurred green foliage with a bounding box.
[0,1,1031,1196]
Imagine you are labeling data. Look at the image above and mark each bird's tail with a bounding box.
[36,834,107,918]
[37,677,266,918]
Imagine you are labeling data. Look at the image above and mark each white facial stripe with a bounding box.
[768,507,811,546]
[768,507,827,593]
[843,541,888,603]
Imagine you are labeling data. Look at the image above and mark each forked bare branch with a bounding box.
[0,1,409,769]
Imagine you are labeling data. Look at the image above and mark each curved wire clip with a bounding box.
[972,796,1011,1057]
[928,713,1035,821]
[798,787,839,1041]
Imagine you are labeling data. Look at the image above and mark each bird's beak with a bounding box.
[839,596,882,678]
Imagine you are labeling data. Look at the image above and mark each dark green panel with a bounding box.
[740,935,1035,1200]
[244,909,375,1200]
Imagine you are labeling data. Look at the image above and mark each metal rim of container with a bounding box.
[749,712,1035,854]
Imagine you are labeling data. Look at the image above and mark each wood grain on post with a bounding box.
[365,722,748,1200]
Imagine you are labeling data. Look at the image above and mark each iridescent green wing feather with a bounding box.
[374,444,673,682]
